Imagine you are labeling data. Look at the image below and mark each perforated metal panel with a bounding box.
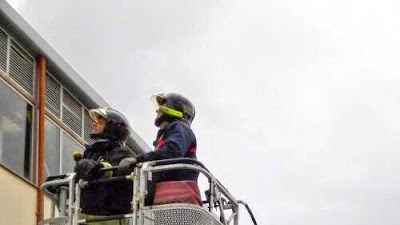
[45,73,61,117]
[141,205,222,225]
[62,91,83,135]
[62,107,82,136]
[0,28,7,73]
[38,217,68,225]
[63,91,82,116]
[9,42,34,95]
[84,108,93,144]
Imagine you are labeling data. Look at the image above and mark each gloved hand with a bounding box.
[118,157,137,175]
[74,159,103,180]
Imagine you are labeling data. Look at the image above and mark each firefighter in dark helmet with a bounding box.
[119,93,201,205]
[74,108,134,224]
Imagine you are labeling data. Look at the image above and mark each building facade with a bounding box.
[0,2,150,224]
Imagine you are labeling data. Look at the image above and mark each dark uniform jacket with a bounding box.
[80,140,134,215]
[136,120,199,182]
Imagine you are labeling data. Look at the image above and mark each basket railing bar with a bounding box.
[50,197,56,218]
[59,187,68,216]
[237,200,257,225]
[40,173,75,200]
[73,183,80,225]
[141,163,239,207]
[141,163,239,225]
[138,163,150,224]
[222,203,235,210]
[86,175,131,185]
[141,158,238,204]
[68,175,76,225]
[76,214,133,224]
[131,168,139,225]
[218,197,227,225]
[227,212,238,225]
[40,160,250,225]
[210,180,215,212]
[147,158,209,171]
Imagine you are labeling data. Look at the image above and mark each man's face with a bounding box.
[155,108,163,127]
[92,116,107,134]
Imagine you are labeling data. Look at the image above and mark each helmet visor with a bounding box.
[150,94,167,107]
[88,107,108,122]
[150,94,183,118]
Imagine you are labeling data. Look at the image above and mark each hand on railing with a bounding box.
[117,157,137,175]
[74,159,104,180]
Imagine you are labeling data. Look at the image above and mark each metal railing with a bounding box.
[39,158,257,225]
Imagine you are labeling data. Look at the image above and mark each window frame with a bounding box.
[60,130,84,174]
[0,26,36,100]
[9,39,36,95]
[43,117,61,178]
[0,77,35,183]
[0,26,8,75]
[44,116,84,175]
[45,71,91,140]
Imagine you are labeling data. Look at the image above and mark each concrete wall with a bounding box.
[0,167,37,225]
[44,196,59,220]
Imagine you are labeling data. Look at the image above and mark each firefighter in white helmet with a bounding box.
[74,108,134,224]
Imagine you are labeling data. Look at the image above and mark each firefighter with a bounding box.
[74,108,134,225]
[119,93,201,205]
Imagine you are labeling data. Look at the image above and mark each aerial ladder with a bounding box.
[39,158,257,225]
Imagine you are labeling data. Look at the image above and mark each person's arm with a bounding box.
[110,146,135,176]
[136,123,192,163]
[110,146,135,165]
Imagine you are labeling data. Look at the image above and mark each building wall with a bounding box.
[44,196,59,219]
[0,166,37,225]
[0,4,146,224]
[0,23,92,224]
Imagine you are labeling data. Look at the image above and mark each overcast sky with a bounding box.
[6,0,400,224]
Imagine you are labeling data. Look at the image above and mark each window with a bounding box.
[45,73,61,118]
[9,42,35,95]
[0,28,7,73]
[45,73,96,144]
[44,120,85,177]
[44,119,60,178]
[62,91,83,136]
[83,108,93,144]
[61,132,84,174]
[0,80,33,180]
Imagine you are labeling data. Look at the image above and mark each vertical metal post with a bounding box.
[74,183,81,224]
[59,187,68,216]
[68,176,75,225]
[138,164,148,224]
[209,180,214,212]
[36,56,46,224]
[131,168,139,225]
[218,199,227,224]
[234,205,239,225]
[50,199,55,218]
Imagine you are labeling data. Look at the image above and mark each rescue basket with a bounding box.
[39,158,257,225]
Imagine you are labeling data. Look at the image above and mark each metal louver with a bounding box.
[9,42,34,95]
[84,108,93,144]
[62,91,82,136]
[0,29,7,73]
[45,73,61,117]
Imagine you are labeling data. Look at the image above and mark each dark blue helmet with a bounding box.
[152,93,195,126]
